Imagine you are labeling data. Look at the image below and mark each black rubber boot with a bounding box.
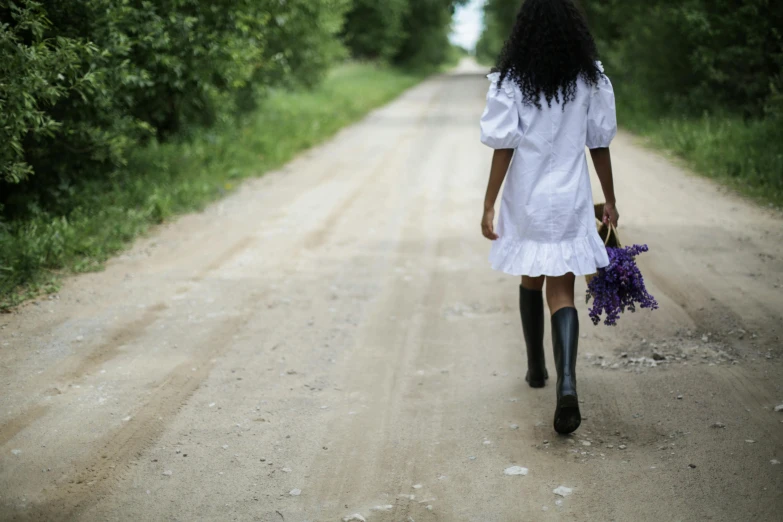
[520,286,548,388]
[551,307,581,434]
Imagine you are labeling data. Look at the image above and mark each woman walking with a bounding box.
[479,0,619,435]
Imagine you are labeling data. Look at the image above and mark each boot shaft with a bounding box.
[519,286,544,345]
[551,307,579,394]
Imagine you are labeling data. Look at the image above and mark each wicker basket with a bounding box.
[585,203,620,287]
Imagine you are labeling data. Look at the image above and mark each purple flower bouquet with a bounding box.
[586,243,659,326]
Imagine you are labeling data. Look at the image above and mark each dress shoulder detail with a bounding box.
[586,65,617,149]
[486,72,517,98]
[480,72,523,150]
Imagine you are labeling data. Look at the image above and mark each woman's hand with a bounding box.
[603,202,619,227]
[482,150,512,241]
[482,207,499,240]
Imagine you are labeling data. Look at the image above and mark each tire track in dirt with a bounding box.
[20,310,254,521]
[716,365,783,446]
[301,76,493,520]
[194,237,258,281]
[643,264,745,338]
[0,303,167,450]
[62,302,169,381]
[304,89,445,252]
[1,234,254,452]
[0,405,50,448]
[293,81,453,518]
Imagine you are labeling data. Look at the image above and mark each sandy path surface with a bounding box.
[1,61,782,522]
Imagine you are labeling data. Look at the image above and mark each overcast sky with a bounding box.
[450,0,485,51]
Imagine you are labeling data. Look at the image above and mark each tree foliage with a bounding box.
[344,0,466,68]
[476,0,518,65]
[0,0,350,195]
[1,0,461,204]
[343,0,408,61]
[394,0,466,69]
[0,1,141,187]
[583,0,783,118]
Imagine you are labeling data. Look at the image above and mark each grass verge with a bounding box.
[616,88,783,209]
[0,63,427,310]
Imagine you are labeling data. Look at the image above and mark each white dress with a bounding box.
[480,63,617,277]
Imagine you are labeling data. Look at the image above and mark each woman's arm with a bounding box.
[589,147,619,226]
[481,149,514,240]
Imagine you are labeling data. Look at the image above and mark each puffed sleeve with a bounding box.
[480,73,523,150]
[586,64,617,149]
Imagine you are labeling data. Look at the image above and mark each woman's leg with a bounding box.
[544,273,575,313]
[519,275,547,387]
[521,275,545,291]
[545,273,581,434]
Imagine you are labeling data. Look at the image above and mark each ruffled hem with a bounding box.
[489,234,610,277]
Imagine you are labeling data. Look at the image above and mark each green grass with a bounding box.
[616,86,783,208]
[0,63,427,310]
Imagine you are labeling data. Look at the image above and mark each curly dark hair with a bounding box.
[495,0,602,109]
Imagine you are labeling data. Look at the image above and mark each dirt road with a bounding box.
[1,61,782,522]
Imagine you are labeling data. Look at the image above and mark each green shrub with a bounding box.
[585,0,783,118]
[343,0,409,61]
[584,0,783,205]
[0,0,350,217]
[250,0,350,91]
[395,0,466,69]
[0,0,144,187]
[475,0,518,65]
